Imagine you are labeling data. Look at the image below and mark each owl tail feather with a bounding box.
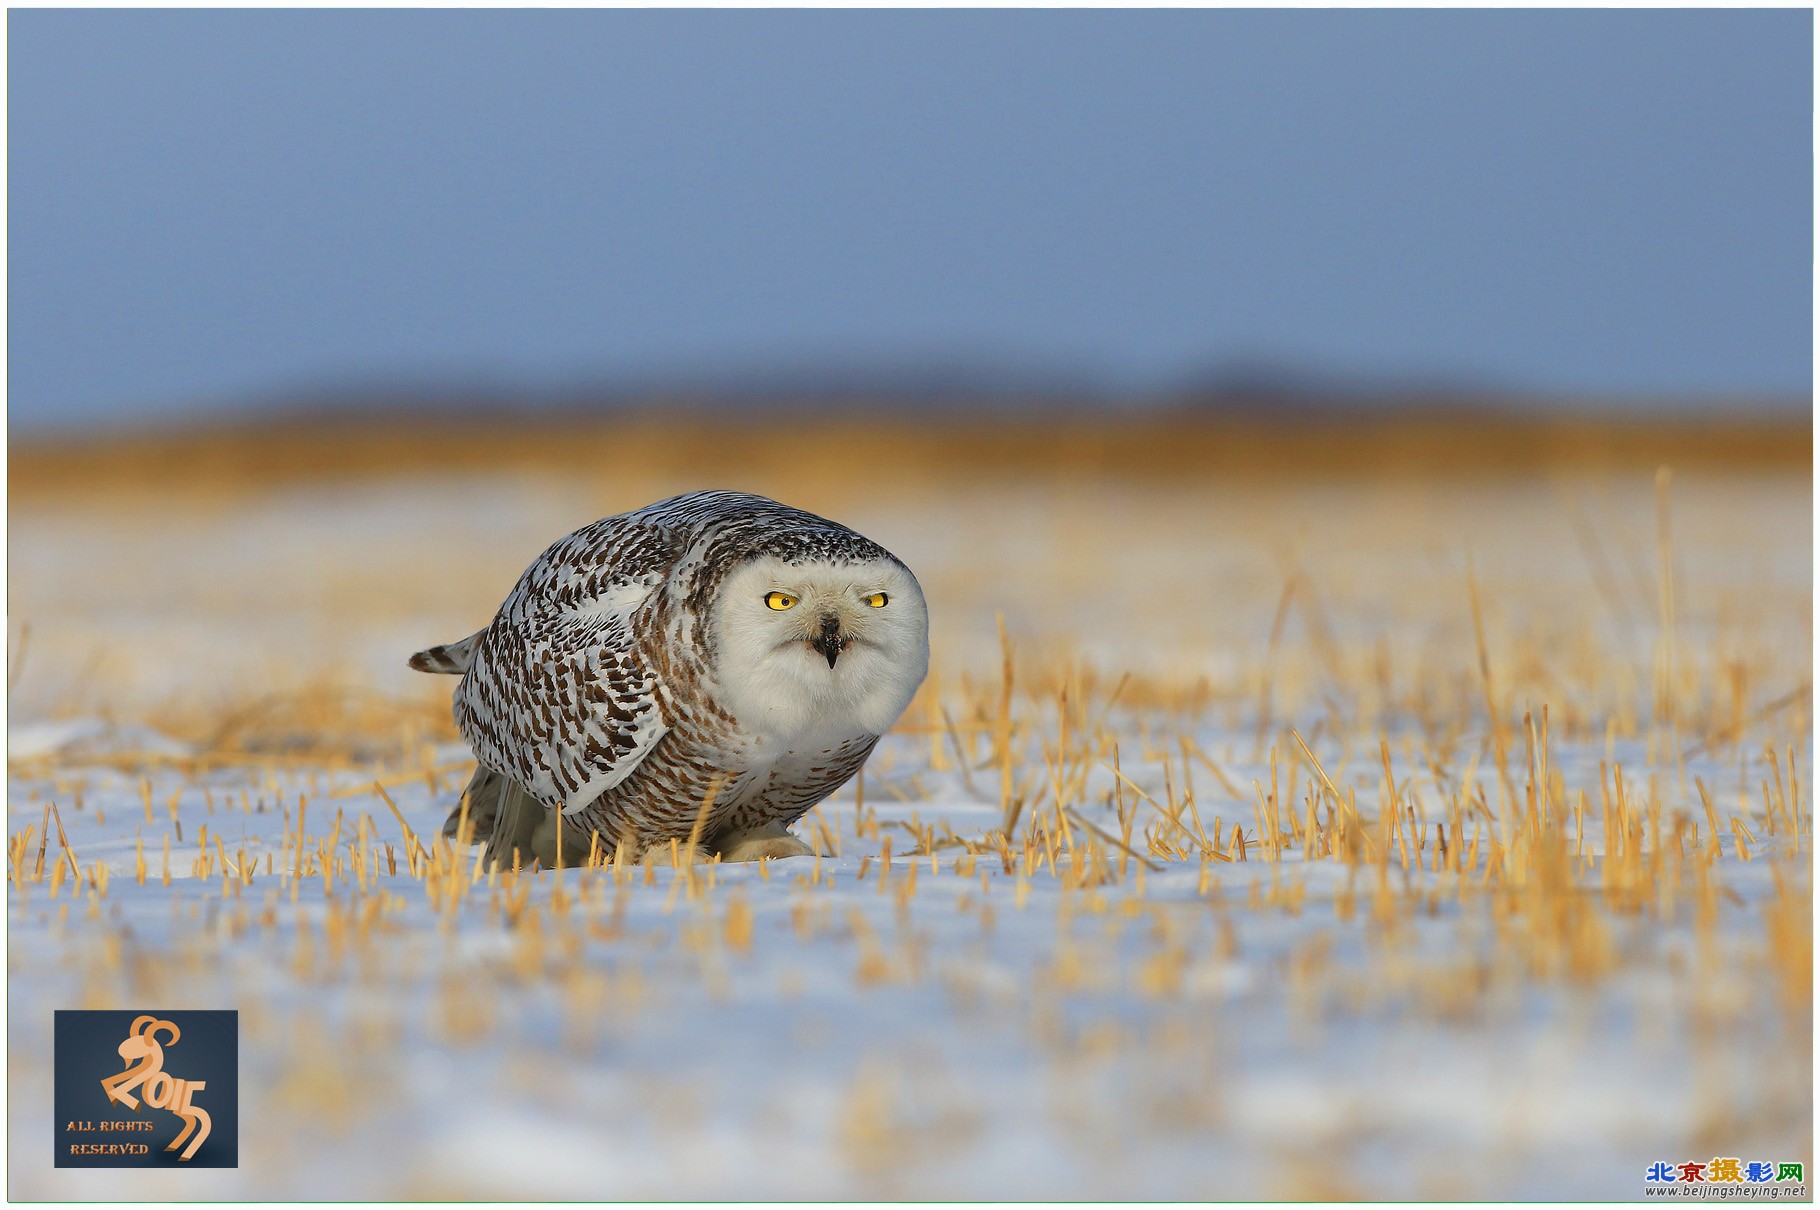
[408,629,483,675]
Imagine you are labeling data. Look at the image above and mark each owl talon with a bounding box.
[715,831,815,863]
[637,840,714,867]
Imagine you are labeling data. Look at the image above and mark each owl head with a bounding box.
[710,549,929,745]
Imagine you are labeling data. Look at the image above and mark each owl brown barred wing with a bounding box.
[456,576,671,817]
[443,506,687,820]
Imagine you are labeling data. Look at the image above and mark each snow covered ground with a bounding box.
[8,469,1811,1199]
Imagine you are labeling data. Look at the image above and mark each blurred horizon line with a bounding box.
[13,392,1807,509]
[12,355,1811,440]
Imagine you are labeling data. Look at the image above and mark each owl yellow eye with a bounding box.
[863,592,889,608]
[765,591,798,611]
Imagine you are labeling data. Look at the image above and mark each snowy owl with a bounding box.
[410,490,929,868]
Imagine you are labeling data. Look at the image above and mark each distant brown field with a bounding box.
[10,408,1809,508]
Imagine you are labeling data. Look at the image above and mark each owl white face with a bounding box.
[710,554,930,747]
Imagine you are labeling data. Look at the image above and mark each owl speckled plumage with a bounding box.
[410,490,929,867]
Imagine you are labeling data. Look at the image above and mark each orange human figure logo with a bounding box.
[98,1016,212,1161]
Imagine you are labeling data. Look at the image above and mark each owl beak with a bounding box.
[811,614,845,668]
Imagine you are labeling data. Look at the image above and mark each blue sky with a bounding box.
[9,9,1812,430]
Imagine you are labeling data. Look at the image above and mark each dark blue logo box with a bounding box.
[53,1010,238,1168]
